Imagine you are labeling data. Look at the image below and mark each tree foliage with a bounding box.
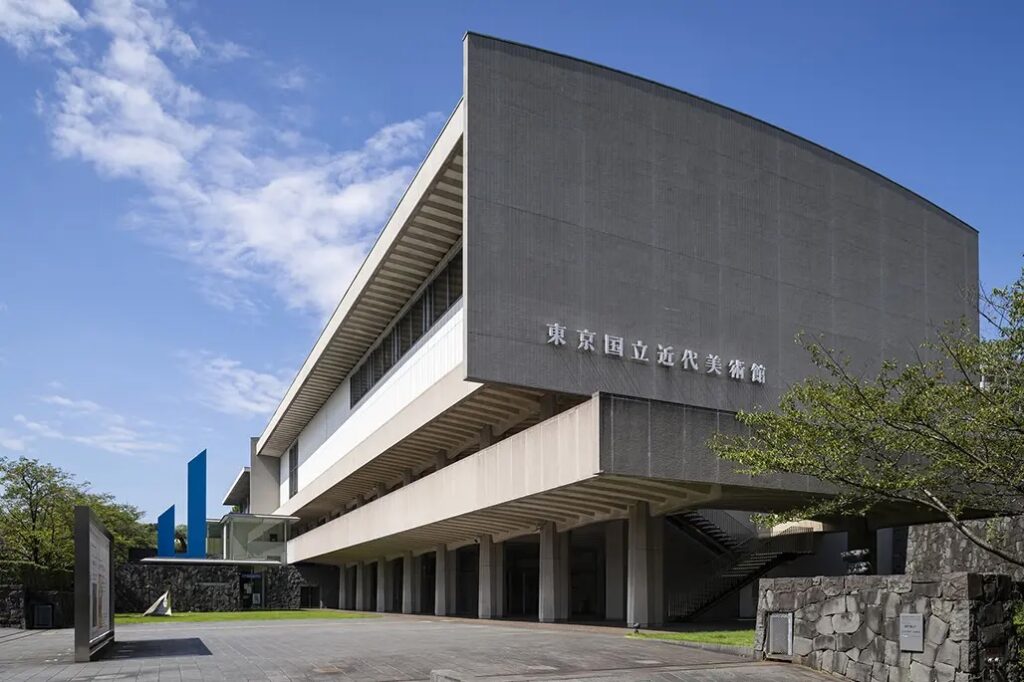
[0,456,154,570]
[710,268,1024,567]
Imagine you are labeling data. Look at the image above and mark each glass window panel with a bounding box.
[448,253,463,302]
[432,276,447,320]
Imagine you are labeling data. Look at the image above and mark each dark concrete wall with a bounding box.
[463,34,978,419]
[295,563,339,609]
[598,394,828,496]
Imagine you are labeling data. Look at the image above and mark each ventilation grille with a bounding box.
[766,612,793,657]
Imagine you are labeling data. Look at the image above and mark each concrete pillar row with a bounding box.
[339,565,349,610]
[626,502,650,627]
[478,535,495,619]
[446,550,457,615]
[412,554,424,614]
[626,502,665,627]
[434,544,448,616]
[402,551,415,614]
[539,522,568,622]
[376,559,388,613]
[355,562,366,611]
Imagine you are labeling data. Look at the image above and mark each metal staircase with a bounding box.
[665,511,815,621]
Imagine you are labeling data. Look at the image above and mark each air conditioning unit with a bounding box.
[33,604,54,629]
[765,612,793,658]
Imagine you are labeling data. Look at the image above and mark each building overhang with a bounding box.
[256,100,466,458]
[286,393,842,564]
[221,467,250,507]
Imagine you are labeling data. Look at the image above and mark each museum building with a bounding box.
[226,34,978,625]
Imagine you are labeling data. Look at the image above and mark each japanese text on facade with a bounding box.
[545,322,765,384]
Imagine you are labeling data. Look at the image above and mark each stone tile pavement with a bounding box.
[0,616,832,681]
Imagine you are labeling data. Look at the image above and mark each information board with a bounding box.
[75,506,115,662]
[899,613,924,652]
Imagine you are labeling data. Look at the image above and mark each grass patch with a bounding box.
[115,609,374,625]
[628,629,755,647]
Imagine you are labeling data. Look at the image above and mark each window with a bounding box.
[288,443,298,498]
[350,249,463,407]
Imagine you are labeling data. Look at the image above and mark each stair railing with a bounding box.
[666,524,816,620]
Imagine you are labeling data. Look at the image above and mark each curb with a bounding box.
[629,635,756,659]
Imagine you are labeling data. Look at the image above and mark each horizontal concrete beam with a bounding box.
[288,397,601,563]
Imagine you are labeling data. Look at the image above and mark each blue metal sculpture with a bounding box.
[186,450,207,558]
[157,505,175,557]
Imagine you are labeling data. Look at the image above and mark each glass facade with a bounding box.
[350,249,463,407]
[222,515,290,563]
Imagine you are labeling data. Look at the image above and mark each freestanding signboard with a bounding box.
[74,506,115,662]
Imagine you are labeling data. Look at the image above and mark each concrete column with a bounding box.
[434,544,448,616]
[376,559,387,612]
[494,541,505,618]
[412,554,423,613]
[539,522,558,622]
[627,502,650,627]
[605,519,625,621]
[446,550,457,615]
[648,515,665,626]
[355,562,366,611]
[556,530,570,621]
[479,535,495,618]
[339,565,349,610]
[402,551,414,614]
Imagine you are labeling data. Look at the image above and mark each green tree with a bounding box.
[0,457,79,569]
[710,267,1024,568]
[0,456,155,570]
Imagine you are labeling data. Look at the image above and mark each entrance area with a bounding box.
[504,539,538,618]
[240,571,264,610]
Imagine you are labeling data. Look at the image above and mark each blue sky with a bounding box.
[0,1,1021,522]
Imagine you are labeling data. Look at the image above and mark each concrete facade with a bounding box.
[232,35,978,626]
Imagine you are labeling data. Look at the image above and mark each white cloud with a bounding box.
[271,66,307,91]
[3,0,438,316]
[182,351,288,417]
[40,394,102,413]
[0,427,29,452]
[0,0,83,58]
[12,394,175,456]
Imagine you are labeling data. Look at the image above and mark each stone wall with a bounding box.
[0,585,24,628]
[908,519,1024,580]
[116,563,302,613]
[756,574,1021,682]
[264,565,303,609]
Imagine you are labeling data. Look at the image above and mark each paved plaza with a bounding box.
[0,616,830,681]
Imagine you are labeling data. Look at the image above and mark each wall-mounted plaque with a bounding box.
[899,613,924,652]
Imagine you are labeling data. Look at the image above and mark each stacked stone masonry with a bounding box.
[908,519,1024,580]
[756,574,1021,682]
[116,564,303,613]
[0,585,24,628]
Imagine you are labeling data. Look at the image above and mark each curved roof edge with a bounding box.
[464,31,977,235]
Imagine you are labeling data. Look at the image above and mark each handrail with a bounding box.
[665,517,816,620]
